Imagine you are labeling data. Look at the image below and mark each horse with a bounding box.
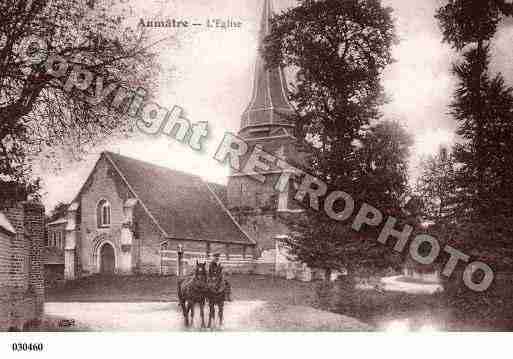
[177,261,208,328]
[206,264,228,328]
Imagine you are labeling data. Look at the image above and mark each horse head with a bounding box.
[194,261,208,283]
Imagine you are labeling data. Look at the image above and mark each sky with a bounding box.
[37,0,513,210]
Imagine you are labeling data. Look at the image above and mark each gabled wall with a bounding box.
[79,156,133,275]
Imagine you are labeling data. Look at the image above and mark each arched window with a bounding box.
[97,199,111,228]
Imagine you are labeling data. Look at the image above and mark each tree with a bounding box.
[264,0,402,275]
[47,201,68,222]
[283,210,402,278]
[416,147,458,223]
[0,0,163,185]
[264,0,396,192]
[450,48,513,221]
[356,120,413,213]
[283,120,412,276]
[436,0,513,221]
[436,0,513,269]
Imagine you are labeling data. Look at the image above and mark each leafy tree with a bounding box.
[283,120,412,276]
[283,210,402,278]
[356,120,413,213]
[47,201,69,222]
[436,0,513,221]
[264,0,396,192]
[265,0,404,276]
[435,0,513,51]
[450,48,513,221]
[0,179,41,207]
[416,147,458,223]
[0,0,163,185]
[436,0,513,270]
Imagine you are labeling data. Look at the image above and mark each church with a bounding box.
[62,0,309,280]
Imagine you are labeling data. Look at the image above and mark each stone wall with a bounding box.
[135,204,166,274]
[0,202,45,331]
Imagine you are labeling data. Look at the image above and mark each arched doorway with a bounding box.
[100,243,115,274]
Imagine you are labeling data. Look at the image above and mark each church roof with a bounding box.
[103,152,254,246]
[240,0,295,133]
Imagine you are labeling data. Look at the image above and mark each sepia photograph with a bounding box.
[1,0,513,356]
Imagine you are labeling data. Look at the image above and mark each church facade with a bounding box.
[63,0,309,280]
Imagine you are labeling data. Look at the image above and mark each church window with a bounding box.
[97,199,111,228]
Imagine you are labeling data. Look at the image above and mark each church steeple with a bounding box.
[239,0,295,138]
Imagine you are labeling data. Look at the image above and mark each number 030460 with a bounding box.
[11,343,44,352]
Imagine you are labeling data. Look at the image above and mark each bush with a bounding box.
[317,272,513,330]
[441,272,513,330]
[315,278,445,329]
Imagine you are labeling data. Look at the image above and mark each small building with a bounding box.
[0,202,45,331]
[46,217,66,250]
[63,151,256,279]
[43,218,66,286]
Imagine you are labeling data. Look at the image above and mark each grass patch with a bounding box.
[316,275,513,331]
[47,274,317,306]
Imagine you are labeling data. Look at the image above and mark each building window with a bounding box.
[160,241,169,251]
[97,199,111,228]
[242,245,246,259]
[206,243,211,258]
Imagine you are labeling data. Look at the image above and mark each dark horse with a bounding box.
[177,261,208,328]
[206,264,227,328]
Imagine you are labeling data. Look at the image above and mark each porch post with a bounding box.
[119,198,137,275]
[64,202,79,281]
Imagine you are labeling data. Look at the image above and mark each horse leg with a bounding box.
[190,302,195,327]
[186,302,193,328]
[180,300,189,327]
[199,300,206,328]
[208,302,214,329]
[218,302,224,327]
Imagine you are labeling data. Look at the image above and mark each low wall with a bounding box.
[0,288,41,331]
[160,250,255,275]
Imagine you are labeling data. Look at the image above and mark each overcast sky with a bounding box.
[37,0,513,210]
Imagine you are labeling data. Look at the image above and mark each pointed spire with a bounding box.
[239,0,295,137]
